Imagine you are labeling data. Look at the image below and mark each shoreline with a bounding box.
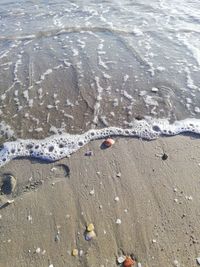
[1,117,200,168]
[1,135,200,266]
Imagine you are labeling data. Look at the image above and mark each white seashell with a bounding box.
[114,196,119,202]
[151,87,159,92]
[89,189,95,195]
[117,256,126,264]
[36,247,41,253]
[116,218,121,224]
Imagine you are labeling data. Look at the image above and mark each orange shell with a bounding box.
[103,138,115,147]
[123,257,135,267]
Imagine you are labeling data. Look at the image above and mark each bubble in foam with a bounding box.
[1,118,200,168]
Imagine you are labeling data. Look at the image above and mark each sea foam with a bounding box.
[0,118,200,168]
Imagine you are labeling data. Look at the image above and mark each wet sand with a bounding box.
[1,135,200,267]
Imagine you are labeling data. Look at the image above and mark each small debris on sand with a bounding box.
[85,230,96,241]
[0,196,14,208]
[87,223,95,232]
[123,256,135,267]
[162,153,168,160]
[173,259,180,267]
[85,224,96,241]
[85,150,93,156]
[116,172,121,178]
[72,249,79,256]
[186,196,193,201]
[89,189,95,195]
[35,247,41,254]
[103,138,115,148]
[27,214,32,222]
[114,196,120,202]
[151,87,159,92]
[196,257,200,265]
[117,255,126,264]
[116,218,122,224]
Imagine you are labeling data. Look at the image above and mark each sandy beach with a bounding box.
[1,135,200,267]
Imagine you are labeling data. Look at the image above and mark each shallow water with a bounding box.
[0,0,200,141]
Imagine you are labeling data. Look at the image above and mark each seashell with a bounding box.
[72,249,78,256]
[35,247,41,254]
[117,255,126,264]
[85,230,96,241]
[89,189,95,195]
[103,138,115,147]
[87,223,95,232]
[116,218,121,224]
[123,257,135,267]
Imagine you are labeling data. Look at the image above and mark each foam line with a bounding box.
[0,118,200,168]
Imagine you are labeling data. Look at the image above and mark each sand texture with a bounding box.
[1,136,200,267]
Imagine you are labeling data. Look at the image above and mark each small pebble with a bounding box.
[41,250,46,255]
[27,215,32,221]
[138,263,142,267]
[50,167,57,172]
[35,247,41,253]
[173,260,180,267]
[116,172,121,178]
[174,199,178,203]
[162,153,168,160]
[85,230,96,241]
[49,264,54,267]
[151,87,159,92]
[72,249,78,256]
[85,151,93,156]
[117,255,126,264]
[89,189,95,195]
[87,223,95,232]
[152,239,157,243]
[116,218,122,224]
[103,138,115,147]
[114,196,119,202]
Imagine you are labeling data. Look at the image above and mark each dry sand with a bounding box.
[1,136,200,267]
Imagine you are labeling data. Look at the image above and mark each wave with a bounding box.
[0,26,144,41]
[0,118,200,168]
